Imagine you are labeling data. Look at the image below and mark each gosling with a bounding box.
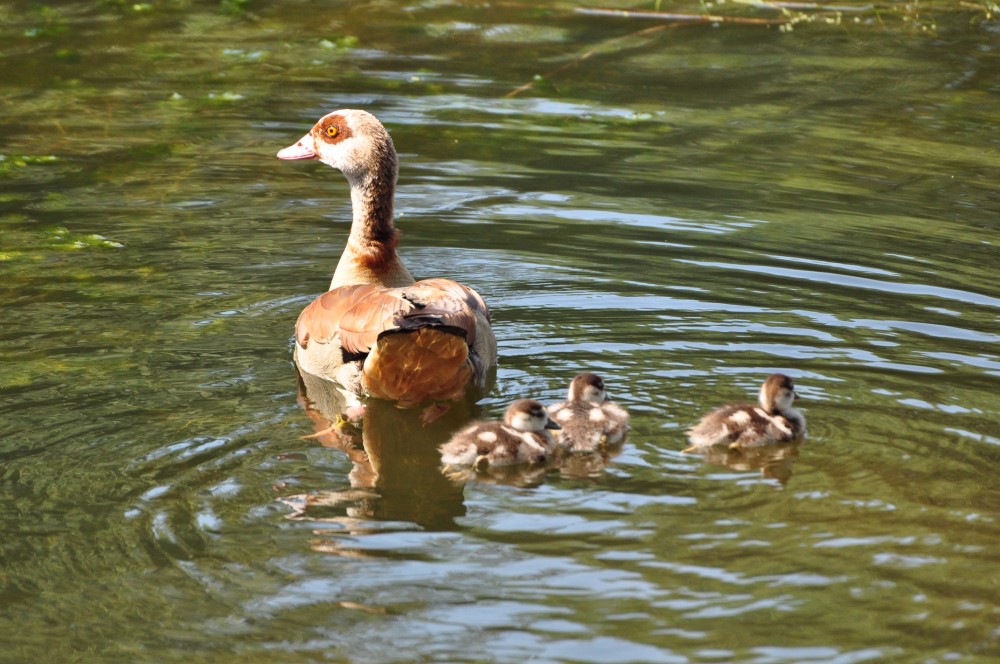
[439,399,561,471]
[685,373,806,451]
[548,373,630,453]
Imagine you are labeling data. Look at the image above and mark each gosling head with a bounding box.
[505,399,561,433]
[758,373,798,415]
[277,109,397,186]
[566,372,608,405]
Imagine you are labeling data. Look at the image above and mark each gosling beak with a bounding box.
[545,418,562,431]
[277,132,317,160]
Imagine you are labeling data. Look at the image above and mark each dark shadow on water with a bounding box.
[289,368,484,531]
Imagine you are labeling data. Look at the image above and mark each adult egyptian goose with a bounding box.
[277,110,497,406]
[439,399,561,470]
[684,373,806,451]
[547,373,630,452]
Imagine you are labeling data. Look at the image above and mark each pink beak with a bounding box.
[277,132,316,160]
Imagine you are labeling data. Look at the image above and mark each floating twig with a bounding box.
[509,1,992,97]
[573,7,793,24]
[736,0,875,12]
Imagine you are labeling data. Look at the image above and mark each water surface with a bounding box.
[2,1,999,662]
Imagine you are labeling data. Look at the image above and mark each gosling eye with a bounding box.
[325,125,339,138]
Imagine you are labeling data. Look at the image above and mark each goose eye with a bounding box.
[325,125,339,138]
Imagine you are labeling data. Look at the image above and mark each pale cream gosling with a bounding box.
[439,399,561,471]
[685,373,806,451]
[547,373,630,453]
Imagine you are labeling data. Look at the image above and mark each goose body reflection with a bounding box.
[547,373,630,452]
[685,373,806,451]
[277,109,496,406]
[439,399,561,471]
[289,369,478,530]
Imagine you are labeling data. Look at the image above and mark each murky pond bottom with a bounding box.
[2,2,999,662]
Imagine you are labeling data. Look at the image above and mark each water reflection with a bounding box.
[441,462,551,488]
[286,368,627,533]
[442,444,624,487]
[285,369,477,531]
[684,442,801,486]
[5,0,1000,658]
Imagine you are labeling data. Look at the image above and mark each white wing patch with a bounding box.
[771,417,793,437]
[688,422,731,447]
[439,442,477,466]
[518,431,546,452]
[729,409,752,425]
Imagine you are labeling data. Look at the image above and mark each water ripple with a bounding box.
[682,260,1000,309]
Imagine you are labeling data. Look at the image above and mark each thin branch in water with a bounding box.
[573,7,793,24]
[734,0,875,12]
[958,0,997,16]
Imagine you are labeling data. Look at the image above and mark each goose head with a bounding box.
[758,373,797,415]
[566,372,608,405]
[505,399,561,433]
[277,109,398,188]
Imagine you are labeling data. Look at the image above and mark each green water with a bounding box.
[2,1,999,661]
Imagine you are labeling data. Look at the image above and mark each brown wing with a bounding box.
[396,278,491,344]
[338,290,415,355]
[296,284,380,349]
[295,284,413,354]
[415,278,492,323]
